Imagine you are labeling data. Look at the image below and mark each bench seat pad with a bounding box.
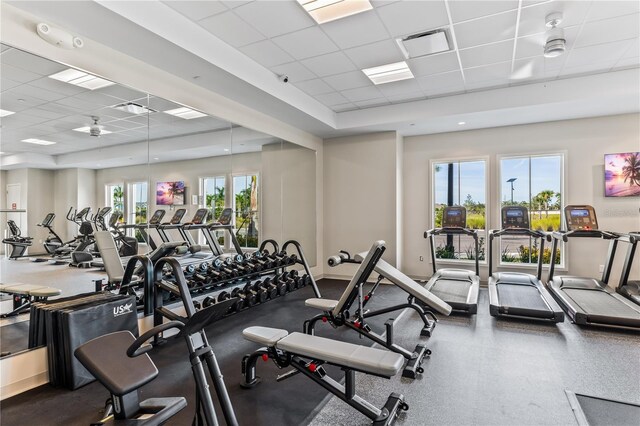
[305,298,338,311]
[0,283,60,296]
[277,332,404,377]
[243,326,289,346]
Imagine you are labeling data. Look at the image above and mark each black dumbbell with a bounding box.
[244,283,266,304]
[184,264,196,275]
[260,278,279,299]
[252,281,273,301]
[193,300,202,310]
[265,276,287,296]
[231,287,256,309]
[202,295,216,308]
[276,274,296,292]
[298,274,310,288]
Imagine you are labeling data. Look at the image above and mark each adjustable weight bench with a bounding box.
[0,283,61,317]
[241,326,408,426]
[305,240,452,378]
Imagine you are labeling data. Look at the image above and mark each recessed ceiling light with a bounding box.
[0,152,5,155]
[458,121,466,125]
[362,61,414,85]
[297,0,372,24]
[163,107,207,120]
[22,138,56,145]
[0,109,15,117]
[73,126,113,135]
[223,148,230,152]
[112,102,158,115]
[153,157,160,160]
[49,68,115,90]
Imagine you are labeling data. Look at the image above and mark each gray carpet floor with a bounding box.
[309,290,640,426]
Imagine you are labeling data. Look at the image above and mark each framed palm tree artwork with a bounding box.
[156,181,186,205]
[605,152,640,197]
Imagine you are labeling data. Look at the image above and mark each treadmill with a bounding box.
[616,232,640,305]
[424,206,480,314]
[547,205,640,329]
[488,206,564,322]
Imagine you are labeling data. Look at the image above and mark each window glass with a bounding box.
[202,176,226,244]
[500,155,563,265]
[106,184,124,222]
[433,160,486,261]
[129,182,148,241]
[233,174,259,249]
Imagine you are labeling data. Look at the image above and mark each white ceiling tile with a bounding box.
[519,1,590,37]
[1,78,23,92]
[198,11,265,48]
[300,51,357,77]
[322,10,389,49]
[0,64,41,83]
[323,70,371,91]
[464,61,511,83]
[511,56,565,81]
[233,1,314,38]
[344,39,405,69]
[5,84,66,102]
[272,27,339,60]
[449,0,519,23]
[375,78,422,97]
[163,1,227,21]
[271,61,317,82]
[1,48,67,76]
[341,86,384,102]
[386,93,426,103]
[614,56,640,69]
[565,39,634,68]
[454,10,518,48]
[221,1,252,9]
[574,14,640,48]
[240,40,294,68]
[293,78,334,96]
[407,51,459,77]
[27,76,87,96]
[515,26,579,59]
[560,60,617,77]
[332,103,357,112]
[465,79,510,91]
[376,0,449,37]
[315,92,349,106]
[585,1,640,22]
[98,85,148,102]
[459,39,514,68]
[416,70,465,95]
[353,98,390,108]
[622,37,639,59]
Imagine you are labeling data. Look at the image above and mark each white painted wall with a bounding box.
[403,113,640,284]
[323,132,401,278]
[53,169,79,242]
[26,169,55,255]
[0,170,6,255]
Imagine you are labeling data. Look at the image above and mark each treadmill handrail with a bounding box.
[424,227,479,276]
[552,229,619,242]
[548,231,619,283]
[424,227,479,238]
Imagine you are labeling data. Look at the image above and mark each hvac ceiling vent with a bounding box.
[111,102,158,115]
[396,29,451,59]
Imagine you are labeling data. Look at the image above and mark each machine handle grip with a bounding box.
[127,321,184,358]
[327,255,341,267]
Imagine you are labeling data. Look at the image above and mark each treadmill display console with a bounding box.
[191,208,209,225]
[217,208,233,226]
[565,205,598,230]
[169,208,187,224]
[501,206,529,229]
[149,210,166,225]
[442,206,467,228]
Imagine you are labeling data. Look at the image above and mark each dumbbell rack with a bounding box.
[150,239,321,329]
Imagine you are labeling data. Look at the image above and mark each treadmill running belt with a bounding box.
[563,289,640,319]
[431,279,470,303]
[497,284,549,311]
[575,394,640,426]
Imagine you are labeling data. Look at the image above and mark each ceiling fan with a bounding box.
[89,116,104,137]
[510,12,567,80]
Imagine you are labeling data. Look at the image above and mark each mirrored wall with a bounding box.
[0,44,316,357]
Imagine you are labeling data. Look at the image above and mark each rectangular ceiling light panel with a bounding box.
[362,61,414,85]
[397,29,450,59]
[112,102,158,115]
[49,68,115,90]
[298,0,372,24]
[163,107,207,120]
[0,109,15,117]
[21,138,56,145]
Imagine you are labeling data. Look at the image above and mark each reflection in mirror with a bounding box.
[0,44,156,356]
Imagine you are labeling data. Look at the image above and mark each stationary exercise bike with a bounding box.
[75,290,239,425]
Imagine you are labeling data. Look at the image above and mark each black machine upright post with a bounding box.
[446,163,454,249]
